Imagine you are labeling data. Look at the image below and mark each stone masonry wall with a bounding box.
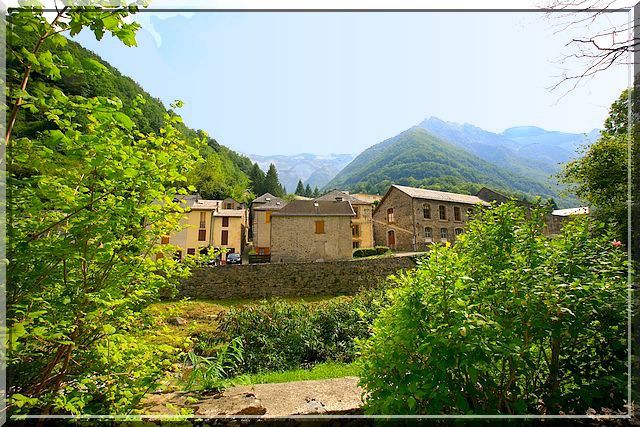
[178,255,417,300]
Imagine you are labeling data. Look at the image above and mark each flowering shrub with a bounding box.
[358,203,629,414]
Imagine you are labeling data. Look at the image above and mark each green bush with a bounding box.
[210,287,392,374]
[358,203,628,415]
[353,248,379,258]
[375,246,390,255]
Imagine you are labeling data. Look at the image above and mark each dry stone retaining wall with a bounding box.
[178,256,417,300]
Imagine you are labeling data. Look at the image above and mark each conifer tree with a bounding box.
[313,187,321,198]
[295,180,305,195]
[249,162,266,195]
[304,184,312,198]
[264,163,284,197]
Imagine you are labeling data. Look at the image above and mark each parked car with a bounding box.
[226,253,242,265]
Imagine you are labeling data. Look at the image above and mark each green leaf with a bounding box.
[81,58,109,75]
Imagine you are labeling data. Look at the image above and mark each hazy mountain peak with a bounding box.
[501,126,548,138]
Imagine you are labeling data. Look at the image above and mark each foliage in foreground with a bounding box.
[6,4,201,415]
[203,287,392,374]
[561,89,630,244]
[183,338,244,392]
[358,203,628,415]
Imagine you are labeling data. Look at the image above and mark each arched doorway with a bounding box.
[387,229,396,249]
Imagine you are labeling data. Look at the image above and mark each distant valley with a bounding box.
[246,153,356,192]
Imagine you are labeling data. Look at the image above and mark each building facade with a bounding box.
[315,190,374,249]
[250,193,286,255]
[212,209,245,255]
[158,195,247,260]
[270,200,355,262]
[372,185,490,251]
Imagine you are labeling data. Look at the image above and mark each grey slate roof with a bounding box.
[392,185,490,206]
[252,193,281,204]
[252,193,286,210]
[271,200,355,217]
[173,194,221,210]
[315,190,370,205]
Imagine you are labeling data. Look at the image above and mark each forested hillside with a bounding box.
[9,28,258,201]
[326,127,575,205]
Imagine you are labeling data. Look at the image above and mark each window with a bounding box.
[454,206,461,221]
[221,230,229,245]
[226,202,232,209]
[161,235,169,244]
[265,212,271,223]
[174,250,182,261]
[198,229,207,241]
[439,205,447,220]
[315,220,325,234]
[455,228,464,236]
[156,252,164,260]
[187,248,196,255]
[352,224,360,237]
[353,241,361,249]
[199,211,206,229]
[440,228,449,239]
[353,206,360,218]
[222,216,229,227]
[467,207,473,217]
[423,204,431,219]
[387,208,395,223]
[425,227,433,239]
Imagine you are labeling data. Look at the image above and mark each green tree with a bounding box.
[313,187,321,198]
[304,184,312,198]
[263,163,284,197]
[359,203,628,415]
[6,3,204,415]
[188,146,251,202]
[561,90,629,242]
[249,162,266,196]
[295,180,305,196]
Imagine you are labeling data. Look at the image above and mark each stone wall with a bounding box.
[178,255,417,300]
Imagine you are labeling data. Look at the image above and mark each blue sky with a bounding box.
[73,10,628,156]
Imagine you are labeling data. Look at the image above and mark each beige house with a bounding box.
[212,209,245,255]
[373,185,490,251]
[315,190,374,249]
[158,195,247,260]
[250,193,286,255]
[270,200,355,263]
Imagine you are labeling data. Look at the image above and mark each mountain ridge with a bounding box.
[325,117,596,208]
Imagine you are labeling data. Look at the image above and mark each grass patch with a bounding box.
[232,362,359,385]
[143,296,344,348]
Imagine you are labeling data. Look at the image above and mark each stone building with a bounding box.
[270,200,355,263]
[315,190,375,249]
[250,192,286,255]
[547,206,590,235]
[372,185,490,251]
